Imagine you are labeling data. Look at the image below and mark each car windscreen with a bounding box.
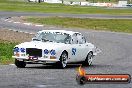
[33,32,71,43]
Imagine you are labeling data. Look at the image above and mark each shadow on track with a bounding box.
[25,64,81,69]
[25,63,114,69]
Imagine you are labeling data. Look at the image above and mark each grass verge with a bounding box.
[0,29,33,65]
[0,0,132,15]
[25,17,132,33]
[0,40,17,65]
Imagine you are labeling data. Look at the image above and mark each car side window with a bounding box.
[82,36,86,44]
[76,33,86,44]
[71,34,78,44]
[77,33,83,44]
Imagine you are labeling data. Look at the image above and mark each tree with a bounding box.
[27,0,31,2]
[38,0,41,3]
[62,0,64,4]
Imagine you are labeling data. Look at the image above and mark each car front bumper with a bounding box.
[12,56,60,63]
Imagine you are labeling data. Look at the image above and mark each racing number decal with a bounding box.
[72,48,76,55]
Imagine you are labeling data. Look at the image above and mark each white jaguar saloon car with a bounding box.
[12,30,100,68]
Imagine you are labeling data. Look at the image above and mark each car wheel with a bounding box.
[58,52,68,69]
[83,52,93,66]
[15,59,26,68]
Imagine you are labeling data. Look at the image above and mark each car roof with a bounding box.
[38,30,80,35]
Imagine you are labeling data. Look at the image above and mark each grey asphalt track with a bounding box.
[0,11,132,88]
[0,11,132,19]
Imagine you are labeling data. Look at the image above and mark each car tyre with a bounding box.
[58,52,68,69]
[83,52,93,66]
[15,59,26,68]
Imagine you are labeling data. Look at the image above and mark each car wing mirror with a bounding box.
[32,38,35,41]
[32,38,40,41]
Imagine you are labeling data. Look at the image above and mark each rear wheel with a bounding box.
[15,59,26,68]
[83,52,93,66]
[58,52,68,69]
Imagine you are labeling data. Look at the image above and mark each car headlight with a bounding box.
[13,47,19,52]
[44,49,49,54]
[50,49,56,55]
[20,48,25,53]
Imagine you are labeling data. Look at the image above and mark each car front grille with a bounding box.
[26,48,42,57]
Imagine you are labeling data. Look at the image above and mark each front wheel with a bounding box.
[83,52,93,66]
[15,59,26,68]
[58,52,68,69]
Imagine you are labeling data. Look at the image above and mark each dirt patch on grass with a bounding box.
[0,28,34,64]
[0,28,34,43]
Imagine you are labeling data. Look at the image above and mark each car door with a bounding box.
[76,33,88,61]
[68,33,80,62]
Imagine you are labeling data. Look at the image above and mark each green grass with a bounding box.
[0,0,132,15]
[0,40,17,64]
[25,17,132,33]
[66,0,118,3]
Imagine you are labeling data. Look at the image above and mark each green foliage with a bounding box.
[0,0,132,15]
[26,17,132,33]
[0,40,17,64]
